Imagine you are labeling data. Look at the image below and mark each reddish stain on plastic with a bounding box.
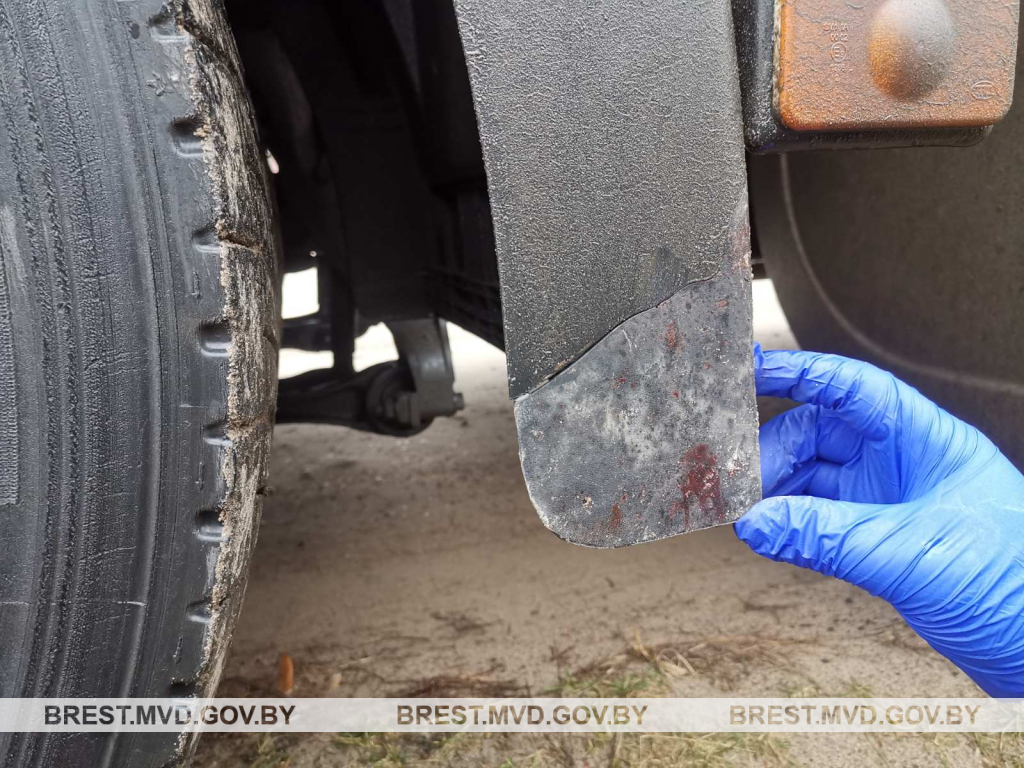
[677,443,725,523]
[667,499,690,528]
[610,503,622,530]
[665,320,679,352]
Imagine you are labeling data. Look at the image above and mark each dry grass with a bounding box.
[228,717,1023,768]
[545,629,813,694]
[968,731,1024,768]
[249,734,289,768]
[207,629,810,767]
[916,731,1024,768]
[195,628,996,768]
[316,730,797,768]
[611,732,796,767]
[394,673,526,698]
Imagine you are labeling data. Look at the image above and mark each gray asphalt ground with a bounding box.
[194,278,1002,768]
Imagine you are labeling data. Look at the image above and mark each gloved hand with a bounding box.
[736,346,1024,697]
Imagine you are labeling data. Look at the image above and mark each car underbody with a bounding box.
[0,1,1021,763]
[225,0,1024,546]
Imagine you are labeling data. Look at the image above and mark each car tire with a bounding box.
[0,0,277,765]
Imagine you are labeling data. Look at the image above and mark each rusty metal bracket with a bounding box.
[732,0,1020,151]
[454,0,761,546]
[777,0,1019,132]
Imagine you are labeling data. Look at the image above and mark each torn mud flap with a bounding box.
[515,209,761,547]
[454,0,762,546]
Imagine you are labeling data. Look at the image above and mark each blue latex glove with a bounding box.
[736,346,1024,697]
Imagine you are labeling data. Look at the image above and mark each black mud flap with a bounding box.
[454,0,761,546]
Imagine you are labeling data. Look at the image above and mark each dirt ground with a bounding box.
[194,280,1006,768]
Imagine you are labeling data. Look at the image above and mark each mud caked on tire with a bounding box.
[0,0,278,764]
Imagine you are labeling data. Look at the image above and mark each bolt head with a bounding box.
[868,0,956,101]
